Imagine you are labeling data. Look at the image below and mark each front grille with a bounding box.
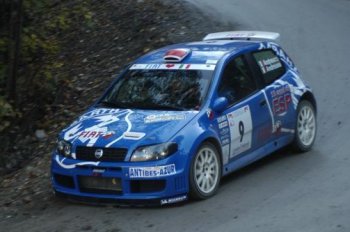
[77,166,122,172]
[78,176,122,194]
[75,146,127,162]
[130,180,166,193]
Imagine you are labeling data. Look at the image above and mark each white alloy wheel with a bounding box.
[293,100,317,152]
[190,143,221,199]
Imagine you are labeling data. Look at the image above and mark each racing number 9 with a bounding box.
[239,121,244,142]
[227,105,252,157]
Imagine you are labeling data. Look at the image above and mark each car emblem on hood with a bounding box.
[95,149,103,159]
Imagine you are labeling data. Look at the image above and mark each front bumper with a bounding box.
[51,152,189,205]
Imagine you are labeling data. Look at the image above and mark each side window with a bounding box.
[252,50,285,85]
[218,56,257,105]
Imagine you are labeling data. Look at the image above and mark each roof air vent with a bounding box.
[163,48,191,63]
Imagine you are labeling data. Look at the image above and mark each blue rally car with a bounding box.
[51,31,317,205]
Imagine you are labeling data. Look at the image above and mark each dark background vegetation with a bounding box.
[0,0,95,172]
[0,0,230,213]
[1,0,216,174]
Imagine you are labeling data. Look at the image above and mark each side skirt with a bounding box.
[222,134,293,176]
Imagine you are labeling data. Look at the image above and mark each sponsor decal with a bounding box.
[217,115,229,129]
[78,130,115,139]
[217,115,231,150]
[225,32,256,38]
[144,114,185,124]
[129,164,176,178]
[262,88,295,135]
[188,40,233,46]
[217,115,227,124]
[218,121,228,129]
[268,75,306,111]
[55,155,100,169]
[178,64,191,69]
[63,109,133,147]
[219,127,230,136]
[78,108,128,121]
[102,131,115,139]
[222,144,230,165]
[258,56,282,74]
[92,168,105,176]
[271,85,291,116]
[206,59,218,64]
[221,138,230,146]
[130,63,216,71]
[160,195,187,205]
[227,105,253,158]
[92,168,105,173]
[259,42,297,72]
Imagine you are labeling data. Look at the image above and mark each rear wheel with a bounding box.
[292,100,317,152]
[189,143,221,200]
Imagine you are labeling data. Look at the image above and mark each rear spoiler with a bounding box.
[203,31,280,42]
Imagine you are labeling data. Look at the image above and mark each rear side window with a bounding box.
[253,50,285,85]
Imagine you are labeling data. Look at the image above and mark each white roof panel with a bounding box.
[203,31,280,42]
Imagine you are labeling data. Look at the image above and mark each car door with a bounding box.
[216,55,272,165]
[250,49,294,137]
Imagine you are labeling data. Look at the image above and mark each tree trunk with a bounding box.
[6,0,23,104]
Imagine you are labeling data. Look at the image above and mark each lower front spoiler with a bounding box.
[54,190,188,207]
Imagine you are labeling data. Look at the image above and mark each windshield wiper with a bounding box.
[97,100,187,111]
[96,100,125,108]
[138,102,186,111]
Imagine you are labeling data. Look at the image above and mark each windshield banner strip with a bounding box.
[130,63,216,71]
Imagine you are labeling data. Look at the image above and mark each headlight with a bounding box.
[130,142,178,162]
[57,139,72,157]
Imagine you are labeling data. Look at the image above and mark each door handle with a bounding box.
[260,99,267,107]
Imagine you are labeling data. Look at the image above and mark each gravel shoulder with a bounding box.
[0,0,232,231]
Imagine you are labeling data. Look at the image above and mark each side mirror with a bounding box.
[212,97,228,113]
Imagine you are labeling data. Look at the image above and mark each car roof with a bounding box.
[134,40,261,65]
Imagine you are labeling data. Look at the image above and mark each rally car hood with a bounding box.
[60,108,198,148]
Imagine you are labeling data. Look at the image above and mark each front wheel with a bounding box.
[292,100,317,152]
[189,143,221,200]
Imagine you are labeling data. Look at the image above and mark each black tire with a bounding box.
[292,100,317,152]
[189,142,222,200]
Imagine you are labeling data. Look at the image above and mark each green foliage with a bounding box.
[0,0,93,132]
[0,96,16,132]
[21,0,91,62]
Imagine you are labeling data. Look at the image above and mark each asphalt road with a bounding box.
[184,0,350,231]
[3,0,350,231]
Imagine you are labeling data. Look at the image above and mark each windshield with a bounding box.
[100,69,213,110]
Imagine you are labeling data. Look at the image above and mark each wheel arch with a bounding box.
[300,91,317,114]
[191,135,223,170]
[202,137,223,166]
